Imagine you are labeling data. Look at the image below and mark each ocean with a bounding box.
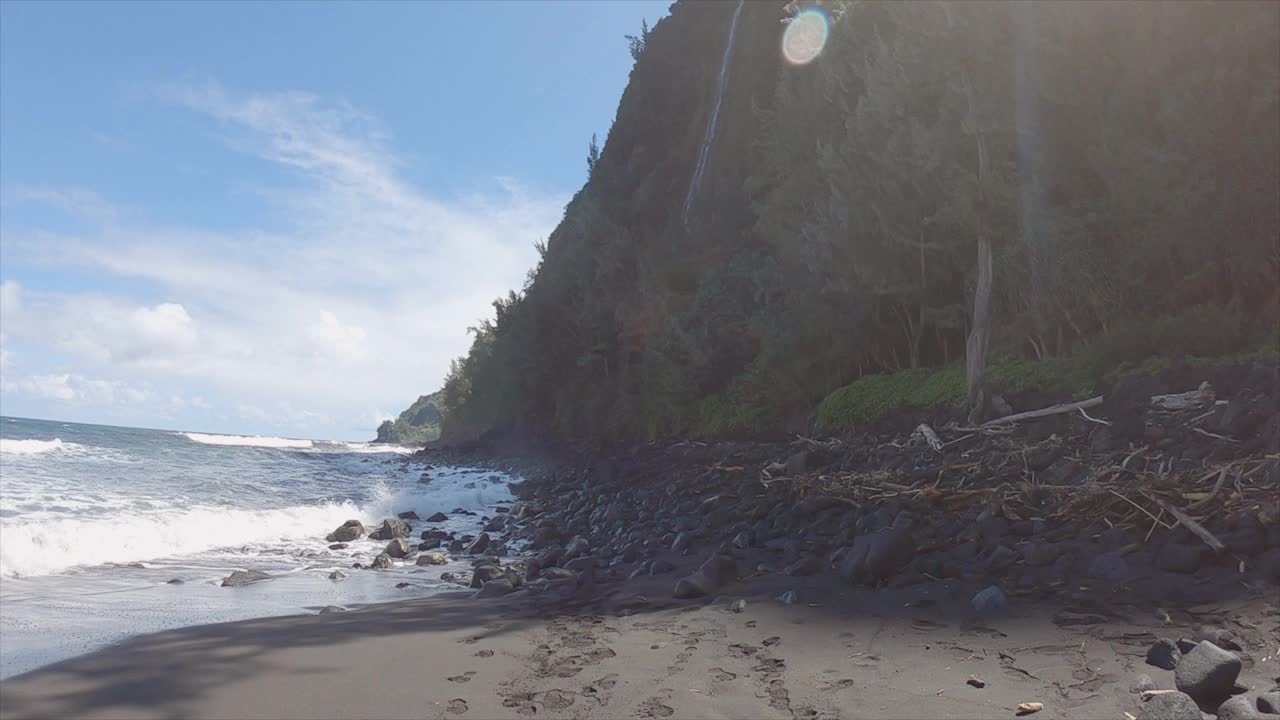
[0,416,515,679]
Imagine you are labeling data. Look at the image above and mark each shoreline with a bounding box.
[4,363,1279,718]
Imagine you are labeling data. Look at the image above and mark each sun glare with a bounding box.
[782,8,830,66]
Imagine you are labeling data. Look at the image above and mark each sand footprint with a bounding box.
[475,649,494,658]
[447,671,477,683]
[709,667,737,682]
[638,698,675,718]
[446,698,468,714]
[543,690,575,710]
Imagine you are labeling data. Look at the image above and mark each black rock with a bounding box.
[1194,626,1242,652]
[368,518,411,541]
[466,532,491,555]
[328,570,346,580]
[1216,696,1261,720]
[840,520,915,585]
[318,605,346,614]
[1147,638,1182,670]
[1257,690,1280,715]
[448,540,464,553]
[395,581,411,589]
[473,578,514,598]
[419,538,441,550]
[370,552,393,569]
[671,531,693,553]
[325,519,366,543]
[649,558,675,575]
[426,512,448,523]
[166,578,184,585]
[1020,541,1060,567]
[673,554,737,599]
[1176,639,1198,655]
[1131,673,1158,693]
[1136,691,1202,720]
[1088,551,1130,581]
[328,543,348,550]
[221,569,272,587]
[385,538,413,558]
[398,511,420,520]
[784,556,823,577]
[1156,544,1206,574]
[1175,641,1241,705]
[987,544,1018,571]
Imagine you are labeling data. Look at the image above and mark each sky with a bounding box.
[0,0,671,440]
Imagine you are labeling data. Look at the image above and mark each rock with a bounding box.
[784,556,823,576]
[368,518,411,541]
[729,599,747,613]
[470,565,504,588]
[466,533,491,555]
[221,569,272,587]
[971,585,1007,614]
[1148,638,1182,670]
[1020,541,1060,567]
[777,590,799,605]
[732,530,752,550]
[370,552,393,569]
[784,450,808,476]
[448,540,464,553]
[1136,691,1202,720]
[395,581,411,588]
[540,567,577,581]
[1257,691,1280,715]
[649,558,675,575]
[474,578,514,598]
[419,538,441,551]
[1217,696,1261,720]
[1088,551,1130,581]
[1195,626,1242,652]
[564,556,596,575]
[397,511,420,520]
[426,512,448,522]
[166,578,184,584]
[841,520,915,585]
[987,544,1018,571]
[328,543,348,550]
[385,538,413,558]
[318,605,346,614]
[1156,544,1206,574]
[1131,674,1158,693]
[1176,639,1198,655]
[1175,641,1241,704]
[325,519,366,543]
[564,536,591,558]
[672,532,693,553]
[417,552,449,565]
[531,525,562,549]
[673,554,737,599]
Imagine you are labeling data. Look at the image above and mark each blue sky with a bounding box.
[0,0,671,440]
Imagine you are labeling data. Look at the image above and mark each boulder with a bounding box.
[325,520,366,543]
[328,543,348,550]
[1136,691,1202,720]
[1088,551,1130,581]
[971,585,1007,614]
[369,518,411,541]
[474,578,514,598]
[564,556,596,575]
[649,558,676,575]
[318,605,346,614]
[1258,690,1280,715]
[673,554,737,599]
[1147,638,1182,670]
[419,538,442,551]
[784,556,824,576]
[385,538,413,558]
[398,511,420,520]
[221,569,272,587]
[1156,543,1206,574]
[1175,641,1241,704]
[466,532,491,555]
[426,512,448,522]
[672,532,693,553]
[470,564,504,588]
[1216,696,1261,720]
[840,521,915,585]
[328,570,347,580]
[417,552,449,566]
[370,552,393,569]
[540,567,578,581]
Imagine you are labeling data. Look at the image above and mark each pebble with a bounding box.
[1131,674,1157,693]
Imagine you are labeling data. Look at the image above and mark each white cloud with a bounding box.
[0,83,567,438]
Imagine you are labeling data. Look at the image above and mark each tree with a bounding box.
[625,18,649,62]
[586,133,600,177]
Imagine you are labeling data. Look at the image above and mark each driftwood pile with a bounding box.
[773,378,1278,564]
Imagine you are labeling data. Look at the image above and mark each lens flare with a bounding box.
[782,8,829,66]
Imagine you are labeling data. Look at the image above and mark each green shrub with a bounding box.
[816,366,966,431]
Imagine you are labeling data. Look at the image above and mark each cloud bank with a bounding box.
[0,83,567,439]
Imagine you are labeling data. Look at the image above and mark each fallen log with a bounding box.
[1150,496,1226,553]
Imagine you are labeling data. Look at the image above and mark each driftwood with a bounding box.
[916,424,944,453]
[1150,496,1226,553]
[1151,381,1214,411]
[979,396,1104,428]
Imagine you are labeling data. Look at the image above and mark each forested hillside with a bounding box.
[375,391,445,445]
[440,0,1279,445]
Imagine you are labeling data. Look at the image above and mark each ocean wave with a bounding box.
[323,442,414,455]
[0,466,515,578]
[182,432,314,449]
[0,438,70,455]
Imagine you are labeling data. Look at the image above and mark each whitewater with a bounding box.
[0,416,517,678]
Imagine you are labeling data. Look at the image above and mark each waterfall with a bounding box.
[682,0,746,226]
